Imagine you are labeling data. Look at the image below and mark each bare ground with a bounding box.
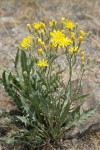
[0,0,100,149]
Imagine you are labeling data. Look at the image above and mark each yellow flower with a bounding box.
[70,32,75,37]
[73,46,78,52]
[38,48,43,54]
[81,56,84,61]
[61,37,72,47]
[49,20,57,27]
[41,42,45,47]
[38,38,45,47]
[80,30,85,37]
[50,30,72,47]
[37,59,48,67]
[69,46,78,54]
[20,36,32,48]
[79,36,84,42]
[33,23,41,30]
[38,38,42,43]
[81,51,84,55]
[33,22,45,30]
[69,47,74,54]
[49,21,53,27]
[61,17,65,23]
[26,24,31,30]
[65,19,74,30]
[40,22,45,28]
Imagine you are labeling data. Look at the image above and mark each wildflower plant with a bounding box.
[0,18,95,149]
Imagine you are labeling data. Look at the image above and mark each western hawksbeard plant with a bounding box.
[0,17,95,149]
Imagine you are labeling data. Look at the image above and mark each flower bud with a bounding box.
[79,36,83,42]
[38,48,43,54]
[23,71,28,77]
[70,32,75,37]
[26,24,31,31]
[38,38,42,43]
[61,17,65,22]
[81,56,84,61]
[41,42,45,47]
[80,30,85,36]
[81,51,84,55]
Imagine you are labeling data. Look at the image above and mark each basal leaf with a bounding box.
[15,49,19,69]
[21,50,28,72]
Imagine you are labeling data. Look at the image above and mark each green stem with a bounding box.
[76,64,85,94]
[69,55,72,98]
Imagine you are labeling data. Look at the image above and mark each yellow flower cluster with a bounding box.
[33,22,45,30]
[20,18,88,67]
[37,59,48,67]
[20,36,32,48]
[50,30,72,47]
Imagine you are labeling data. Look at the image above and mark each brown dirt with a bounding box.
[0,0,100,149]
